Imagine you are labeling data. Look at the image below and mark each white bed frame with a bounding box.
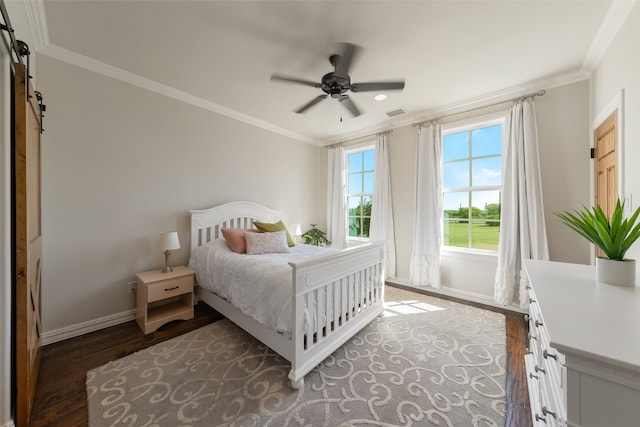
[190,201,385,389]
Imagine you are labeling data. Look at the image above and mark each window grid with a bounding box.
[442,124,502,251]
[346,148,374,240]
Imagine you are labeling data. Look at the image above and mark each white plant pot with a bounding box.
[596,257,637,287]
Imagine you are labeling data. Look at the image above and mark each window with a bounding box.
[346,147,375,240]
[442,117,504,251]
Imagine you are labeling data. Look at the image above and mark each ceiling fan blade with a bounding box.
[350,80,405,92]
[271,73,321,88]
[334,42,360,78]
[339,95,361,117]
[295,94,328,114]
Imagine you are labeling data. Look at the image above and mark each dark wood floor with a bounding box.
[29,284,531,426]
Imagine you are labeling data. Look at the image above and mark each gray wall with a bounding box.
[39,5,634,331]
[38,49,594,334]
[38,54,325,333]
[386,80,591,298]
[592,3,640,262]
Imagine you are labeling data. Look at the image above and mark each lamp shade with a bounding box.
[159,231,180,251]
[289,223,302,237]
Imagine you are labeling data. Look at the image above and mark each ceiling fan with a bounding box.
[270,43,405,118]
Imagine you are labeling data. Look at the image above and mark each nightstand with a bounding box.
[136,265,194,334]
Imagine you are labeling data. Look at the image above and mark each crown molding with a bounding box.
[38,43,321,146]
[23,0,48,51]
[21,0,321,145]
[581,0,636,75]
[29,0,624,148]
[37,40,590,149]
[322,69,590,146]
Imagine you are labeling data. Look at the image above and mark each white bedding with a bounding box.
[189,239,335,333]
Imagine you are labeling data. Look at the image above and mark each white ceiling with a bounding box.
[11,0,623,144]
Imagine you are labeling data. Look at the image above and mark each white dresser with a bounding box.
[524,259,640,427]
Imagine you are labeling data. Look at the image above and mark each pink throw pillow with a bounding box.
[221,228,258,253]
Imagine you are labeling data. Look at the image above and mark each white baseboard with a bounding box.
[42,309,136,346]
[41,280,525,346]
[385,277,527,314]
[1,419,15,427]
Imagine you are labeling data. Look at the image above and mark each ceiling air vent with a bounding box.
[386,108,406,117]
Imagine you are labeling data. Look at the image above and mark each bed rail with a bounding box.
[189,201,386,389]
[288,241,386,388]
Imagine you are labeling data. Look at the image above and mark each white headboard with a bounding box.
[189,201,282,252]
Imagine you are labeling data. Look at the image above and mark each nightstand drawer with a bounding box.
[136,266,194,334]
[147,275,193,303]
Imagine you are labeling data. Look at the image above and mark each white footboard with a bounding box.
[287,241,386,388]
[190,201,387,390]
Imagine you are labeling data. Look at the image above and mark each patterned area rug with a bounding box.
[87,287,506,426]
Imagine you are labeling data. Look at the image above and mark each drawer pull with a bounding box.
[528,332,537,340]
[529,297,536,304]
[535,320,543,327]
[535,413,546,422]
[543,350,558,360]
[543,406,557,419]
[526,284,532,290]
[535,365,546,374]
[529,372,539,379]
[164,285,179,291]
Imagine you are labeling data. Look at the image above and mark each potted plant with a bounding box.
[555,198,640,286]
[302,224,331,247]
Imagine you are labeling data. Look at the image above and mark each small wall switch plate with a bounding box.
[128,280,137,294]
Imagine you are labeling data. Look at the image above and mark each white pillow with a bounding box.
[244,230,290,255]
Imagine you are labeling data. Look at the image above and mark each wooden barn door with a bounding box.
[14,62,42,427]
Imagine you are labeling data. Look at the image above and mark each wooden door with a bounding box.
[594,110,618,258]
[14,62,42,427]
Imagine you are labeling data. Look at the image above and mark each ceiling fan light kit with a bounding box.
[271,42,405,119]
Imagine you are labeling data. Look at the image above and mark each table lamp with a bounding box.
[159,231,180,273]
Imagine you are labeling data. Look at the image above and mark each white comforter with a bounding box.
[189,239,335,333]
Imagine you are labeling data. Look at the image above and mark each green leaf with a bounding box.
[554,198,640,260]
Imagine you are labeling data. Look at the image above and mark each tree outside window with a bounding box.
[347,148,374,239]
[442,122,503,251]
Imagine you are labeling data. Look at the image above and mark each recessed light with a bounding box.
[374,94,387,101]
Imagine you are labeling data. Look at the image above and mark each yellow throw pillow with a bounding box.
[252,220,295,247]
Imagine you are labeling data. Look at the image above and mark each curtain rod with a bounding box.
[327,129,393,149]
[412,89,546,128]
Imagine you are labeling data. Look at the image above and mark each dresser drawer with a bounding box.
[541,346,565,386]
[539,379,564,426]
[146,274,193,303]
[528,318,542,360]
[528,353,565,426]
[525,353,546,426]
[526,280,567,426]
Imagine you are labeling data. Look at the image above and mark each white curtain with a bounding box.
[494,99,549,307]
[370,132,396,278]
[326,146,346,249]
[409,124,442,288]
